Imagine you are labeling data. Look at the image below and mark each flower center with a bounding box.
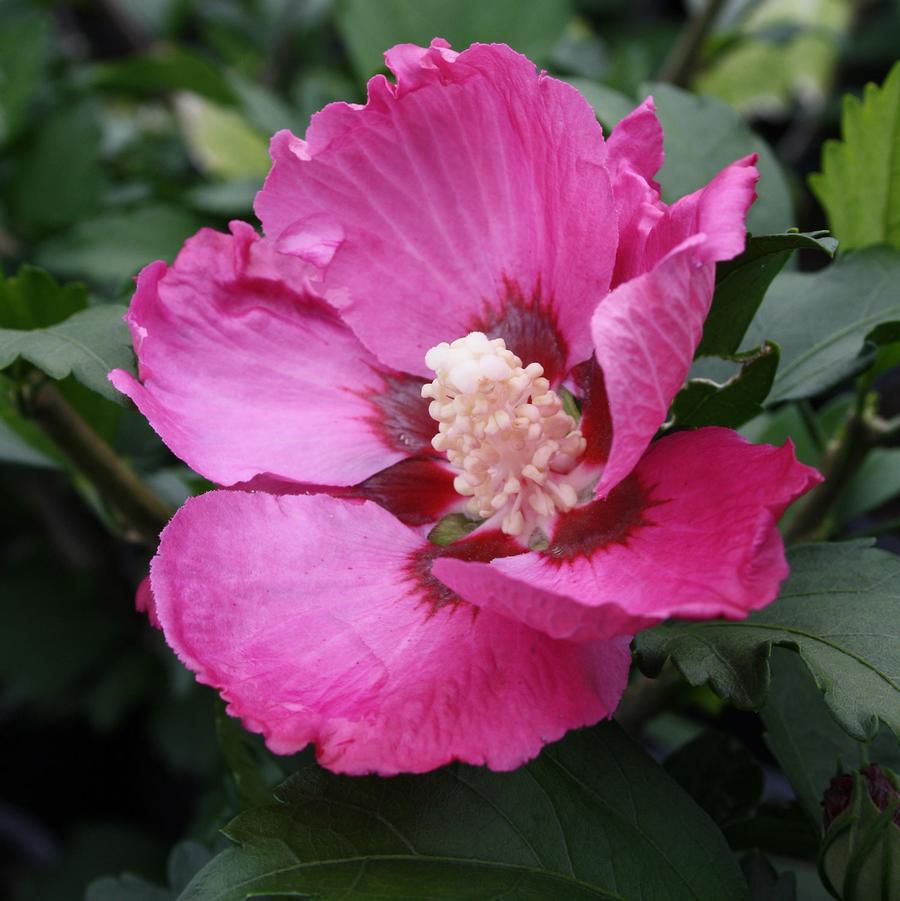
[422,332,586,536]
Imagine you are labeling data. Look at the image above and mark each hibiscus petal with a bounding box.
[605,97,665,289]
[433,428,822,642]
[591,156,759,496]
[151,490,630,775]
[256,41,617,381]
[109,222,431,487]
[605,96,664,187]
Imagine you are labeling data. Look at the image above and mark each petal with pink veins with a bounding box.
[151,490,631,775]
[591,156,759,496]
[433,428,822,643]
[256,41,617,381]
[109,222,433,488]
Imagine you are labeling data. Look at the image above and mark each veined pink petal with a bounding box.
[591,156,759,496]
[109,222,432,488]
[151,490,630,775]
[605,96,664,187]
[433,428,822,642]
[605,97,665,290]
[590,236,713,495]
[256,41,617,381]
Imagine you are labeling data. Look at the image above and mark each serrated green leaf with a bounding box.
[672,342,779,429]
[0,265,88,330]
[699,231,837,357]
[0,305,133,402]
[336,0,573,80]
[810,62,900,251]
[180,722,748,901]
[634,541,900,742]
[761,649,900,827]
[743,246,900,401]
[641,82,793,236]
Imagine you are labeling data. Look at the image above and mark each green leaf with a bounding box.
[0,305,133,402]
[35,204,202,292]
[216,706,285,810]
[10,100,105,233]
[336,0,573,80]
[641,82,793,236]
[175,93,270,179]
[835,448,900,525]
[0,266,133,401]
[744,246,900,401]
[635,541,900,742]
[671,342,779,429]
[698,231,838,357]
[695,0,851,119]
[92,45,236,104]
[0,265,88,330]
[0,9,52,146]
[180,722,748,901]
[809,62,900,251]
[761,649,900,826]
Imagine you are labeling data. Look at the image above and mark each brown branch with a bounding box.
[22,373,173,545]
[658,0,729,87]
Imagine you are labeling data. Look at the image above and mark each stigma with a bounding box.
[422,332,586,536]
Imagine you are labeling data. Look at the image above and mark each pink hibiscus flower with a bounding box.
[111,40,821,775]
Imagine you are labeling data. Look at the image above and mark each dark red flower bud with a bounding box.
[822,764,900,830]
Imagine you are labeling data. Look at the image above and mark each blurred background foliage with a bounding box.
[0,1,898,898]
